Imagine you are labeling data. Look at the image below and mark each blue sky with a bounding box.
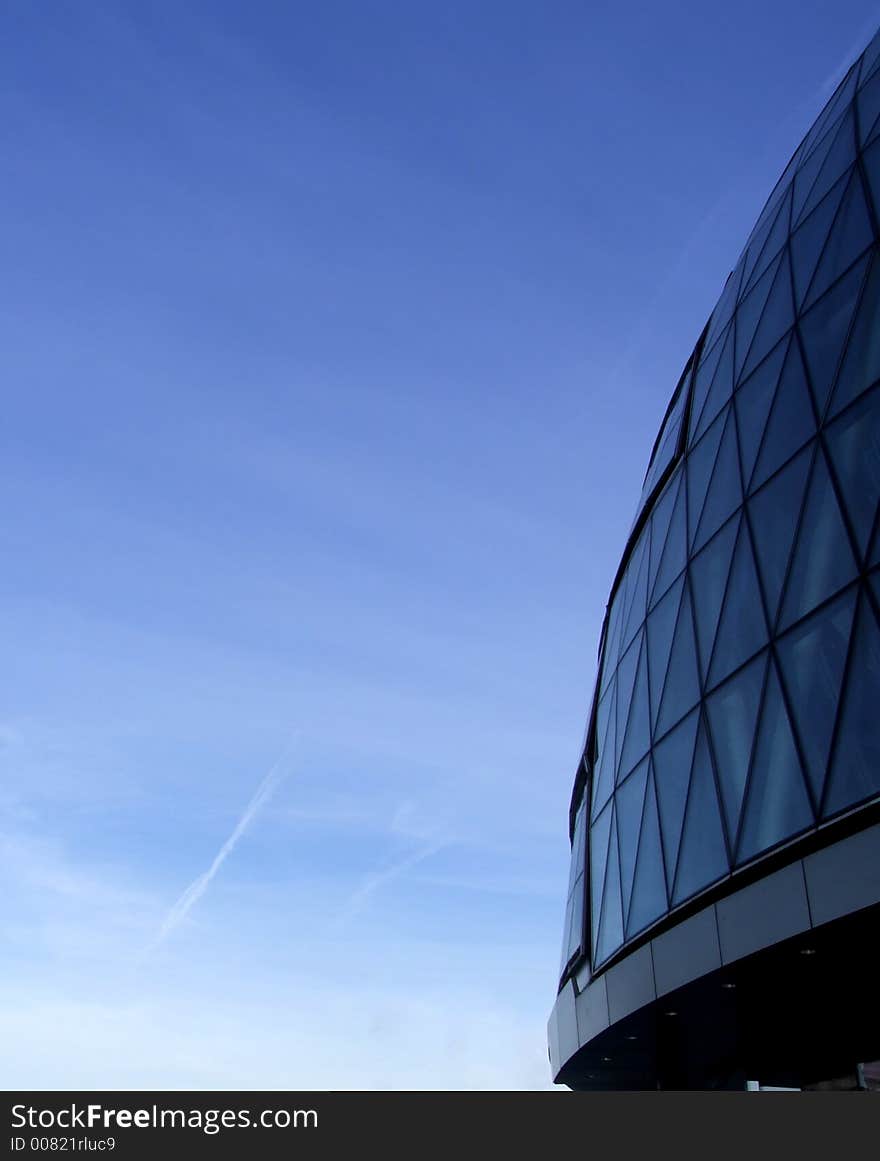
[1,1,878,1089]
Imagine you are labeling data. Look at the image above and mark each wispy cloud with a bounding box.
[144,736,298,954]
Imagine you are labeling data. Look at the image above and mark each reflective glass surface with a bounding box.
[561,33,880,981]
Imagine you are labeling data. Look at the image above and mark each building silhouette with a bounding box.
[550,28,880,1090]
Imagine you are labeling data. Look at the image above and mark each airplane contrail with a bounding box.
[143,736,298,955]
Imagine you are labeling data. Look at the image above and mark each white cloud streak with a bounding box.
[144,736,298,954]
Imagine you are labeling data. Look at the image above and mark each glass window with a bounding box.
[626,769,668,939]
[779,448,858,631]
[750,335,816,491]
[707,520,767,688]
[646,573,684,727]
[652,707,699,887]
[615,758,649,926]
[690,329,734,446]
[692,410,742,553]
[736,662,814,863]
[824,383,880,559]
[823,592,880,818]
[803,169,873,311]
[828,254,880,419]
[650,470,687,607]
[735,254,782,382]
[777,586,856,803]
[791,173,849,307]
[619,642,651,779]
[672,721,729,904]
[689,514,739,677]
[747,445,813,629]
[800,253,870,416]
[740,248,795,381]
[687,408,728,546]
[706,652,767,839]
[735,336,789,490]
[656,582,701,733]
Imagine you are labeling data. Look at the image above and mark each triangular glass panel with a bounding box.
[802,169,873,311]
[791,172,849,308]
[799,68,857,171]
[777,585,857,805]
[747,445,813,628]
[827,255,880,419]
[824,384,880,560]
[591,684,617,820]
[689,328,729,445]
[672,720,729,904]
[620,532,650,653]
[689,513,740,678]
[656,581,702,733]
[652,707,699,888]
[734,252,782,382]
[860,135,880,220]
[707,519,768,688]
[799,254,869,417]
[646,574,685,727]
[595,806,624,965]
[568,801,587,894]
[590,801,613,942]
[647,471,681,600]
[858,61,880,146]
[615,633,642,772]
[693,410,743,553]
[650,468,687,607]
[565,883,584,964]
[703,265,742,357]
[692,328,735,445]
[751,335,816,491]
[779,448,859,630]
[619,639,651,780]
[740,248,795,380]
[687,408,728,548]
[793,110,856,227]
[735,336,789,489]
[861,28,880,91]
[741,187,792,297]
[559,894,574,975]
[626,768,668,939]
[822,592,880,819]
[642,419,678,502]
[615,758,649,928]
[706,651,767,840]
[595,679,616,762]
[737,661,814,863]
[872,523,880,568]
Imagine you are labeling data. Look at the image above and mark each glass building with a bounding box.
[550,30,880,1090]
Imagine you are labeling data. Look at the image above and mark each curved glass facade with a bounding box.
[560,31,880,981]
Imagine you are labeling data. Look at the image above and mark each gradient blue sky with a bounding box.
[1,1,878,1090]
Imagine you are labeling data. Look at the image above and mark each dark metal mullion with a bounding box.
[819,424,871,570]
[798,165,859,312]
[769,637,822,822]
[739,332,796,498]
[817,588,865,820]
[736,249,788,382]
[667,576,706,899]
[793,106,854,231]
[700,511,744,687]
[621,758,655,940]
[765,438,820,639]
[699,700,736,873]
[730,648,774,863]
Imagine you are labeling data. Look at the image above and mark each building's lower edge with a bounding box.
[548,822,880,1090]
